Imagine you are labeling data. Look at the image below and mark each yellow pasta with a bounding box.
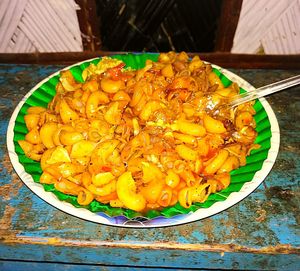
[104,102,122,125]
[39,123,58,149]
[59,99,79,123]
[101,78,124,93]
[18,140,43,161]
[40,171,57,184]
[70,140,96,158]
[86,91,109,119]
[54,178,82,196]
[116,172,146,212]
[175,144,198,161]
[161,63,174,78]
[141,162,164,183]
[19,52,259,214]
[217,156,240,173]
[203,115,227,134]
[88,180,117,197]
[175,120,206,137]
[25,128,41,145]
[59,130,84,146]
[165,170,180,188]
[77,189,94,205]
[204,150,229,175]
[59,70,82,92]
[140,179,164,204]
[140,101,164,121]
[27,106,47,115]
[92,172,115,186]
[24,113,40,131]
[46,146,71,164]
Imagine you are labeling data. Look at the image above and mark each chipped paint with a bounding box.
[0,205,20,241]
[256,208,267,222]
[0,205,16,230]
[2,152,14,175]
[0,173,23,201]
[1,235,298,255]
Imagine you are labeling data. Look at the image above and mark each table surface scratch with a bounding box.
[0,64,299,270]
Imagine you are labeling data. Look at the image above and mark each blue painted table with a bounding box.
[0,64,299,270]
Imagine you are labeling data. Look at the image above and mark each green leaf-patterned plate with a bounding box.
[7,53,280,228]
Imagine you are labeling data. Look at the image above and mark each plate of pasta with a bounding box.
[7,52,280,228]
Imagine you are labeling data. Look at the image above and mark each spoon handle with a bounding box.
[230,74,300,107]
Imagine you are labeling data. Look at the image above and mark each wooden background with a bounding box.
[0,0,299,69]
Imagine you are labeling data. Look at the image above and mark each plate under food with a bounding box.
[6,53,280,228]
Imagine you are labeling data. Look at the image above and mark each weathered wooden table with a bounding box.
[0,64,299,270]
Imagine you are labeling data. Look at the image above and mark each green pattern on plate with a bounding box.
[13,53,271,219]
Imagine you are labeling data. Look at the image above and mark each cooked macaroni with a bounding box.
[19,52,259,213]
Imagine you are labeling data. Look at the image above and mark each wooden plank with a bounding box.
[214,0,243,52]
[1,243,299,270]
[0,51,300,69]
[75,0,101,51]
[0,260,195,271]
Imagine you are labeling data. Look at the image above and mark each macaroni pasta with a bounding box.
[19,52,259,213]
